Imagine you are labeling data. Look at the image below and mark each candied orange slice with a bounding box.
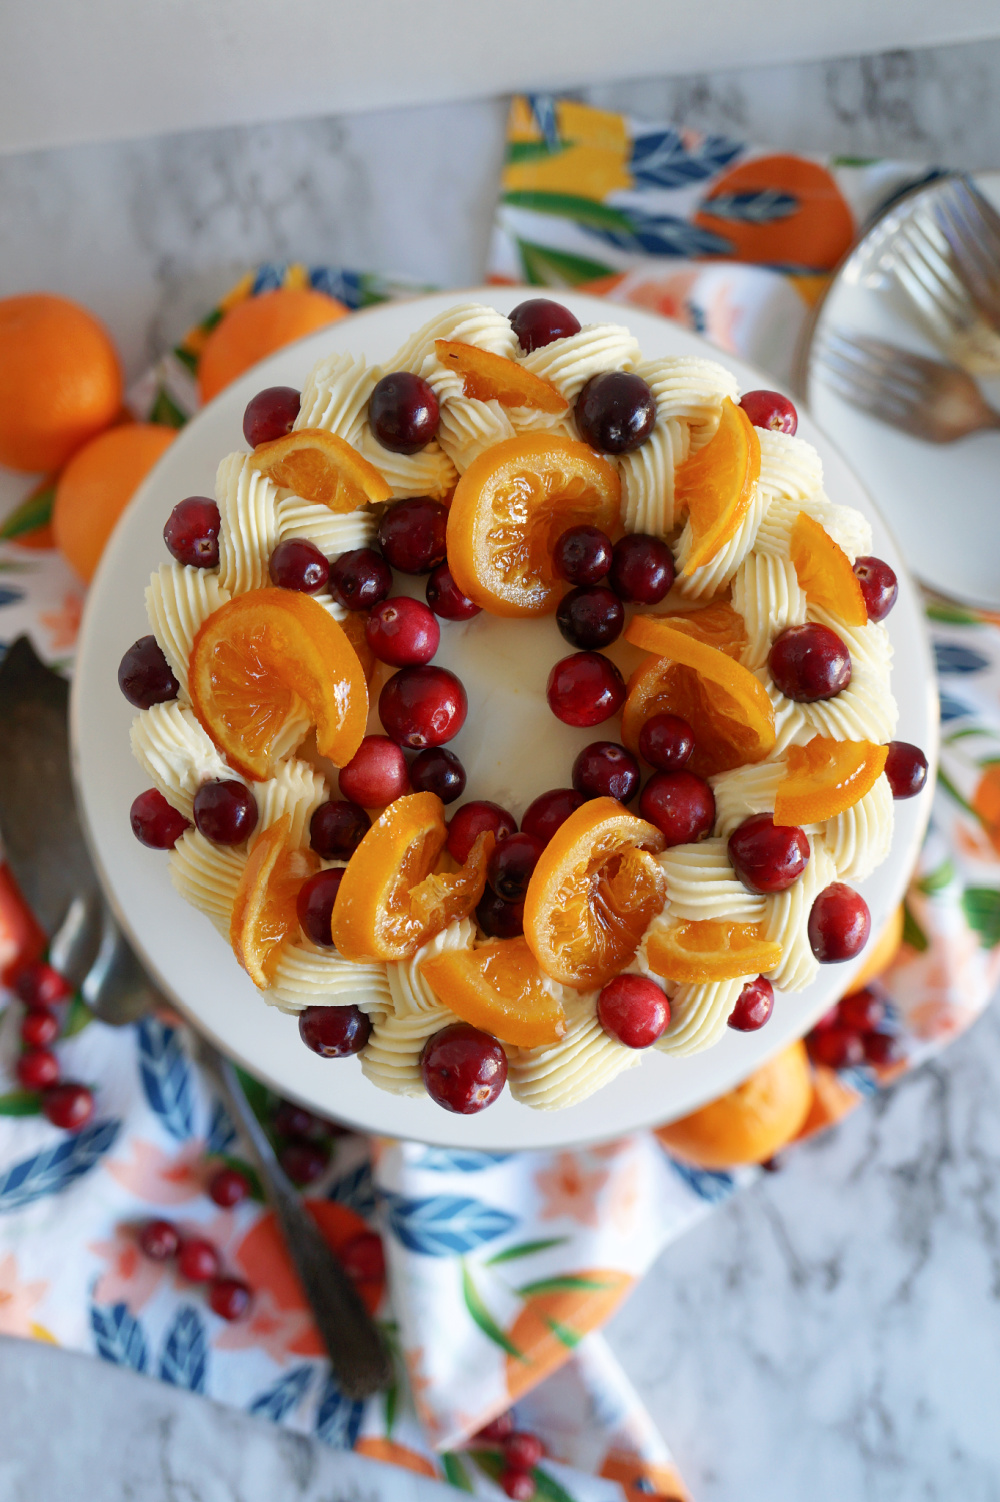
[646,919,782,984]
[674,398,760,575]
[189,588,368,780]
[421,936,566,1048]
[523,797,666,989]
[230,814,320,987]
[789,511,868,626]
[248,428,392,512]
[773,736,888,826]
[434,340,568,414]
[658,600,748,660]
[447,434,621,616]
[340,609,377,685]
[622,616,775,777]
[331,791,492,963]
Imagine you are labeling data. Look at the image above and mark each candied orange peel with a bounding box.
[789,511,868,626]
[421,936,566,1048]
[230,813,320,987]
[646,919,783,985]
[773,736,888,826]
[434,339,568,413]
[674,398,760,575]
[248,428,392,511]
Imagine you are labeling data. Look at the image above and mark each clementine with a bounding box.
[52,422,176,582]
[197,287,348,403]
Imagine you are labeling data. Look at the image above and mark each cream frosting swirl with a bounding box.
[655,977,747,1058]
[387,919,476,1018]
[507,993,639,1110]
[731,553,807,671]
[145,563,231,698]
[267,941,391,1014]
[761,844,837,992]
[360,1006,461,1096]
[130,702,234,820]
[654,839,765,923]
[168,829,247,936]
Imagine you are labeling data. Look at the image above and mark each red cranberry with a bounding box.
[426,561,481,620]
[421,1023,507,1113]
[139,1219,180,1261]
[638,713,694,771]
[379,665,467,748]
[178,1237,221,1283]
[296,868,345,948]
[639,770,715,846]
[838,987,886,1032]
[476,1412,515,1442]
[299,1003,371,1057]
[13,961,71,1008]
[546,652,626,728]
[769,624,851,702]
[409,747,466,803]
[597,974,669,1048]
[163,497,221,568]
[808,883,871,962]
[853,556,898,621]
[365,596,440,666]
[728,813,810,894]
[370,373,440,454]
[243,386,301,447]
[130,788,191,850]
[556,585,624,649]
[338,735,410,806]
[339,1231,386,1284]
[268,537,329,593]
[576,372,656,454]
[509,298,581,352]
[807,1024,865,1069]
[884,741,928,799]
[208,1166,250,1208]
[488,833,544,902]
[863,1031,901,1066]
[573,741,640,802]
[739,389,798,434]
[118,635,179,708]
[17,1048,59,1091]
[476,889,525,938]
[727,976,775,1031]
[500,1471,536,1502]
[209,1276,253,1321]
[448,801,518,863]
[502,1434,544,1471]
[520,788,585,845]
[20,1006,59,1049]
[309,800,370,860]
[378,498,448,574]
[273,1101,327,1140]
[41,1082,93,1131]
[280,1140,329,1184]
[193,780,258,845]
[553,524,613,586]
[327,548,392,611]
[608,534,675,604]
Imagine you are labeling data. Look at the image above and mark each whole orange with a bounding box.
[53,423,176,583]
[197,287,348,404]
[655,1040,813,1170]
[0,294,123,472]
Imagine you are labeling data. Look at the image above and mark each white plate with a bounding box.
[71,288,937,1149]
[806,173,1000,610]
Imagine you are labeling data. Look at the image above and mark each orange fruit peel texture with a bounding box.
[434,340,568,413]
[655,1040,813,1169]
[249,429,392,511]
[646,919,783,984]
[189,588,368,781]
[420,936,566,1048]
[523,797,666,989]
[789,511,868,626]
[674,398,760,576]
[447,434,621,616]
[230,813,320,987]
[773,735,888,826]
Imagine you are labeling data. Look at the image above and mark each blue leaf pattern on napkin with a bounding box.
[327,1161,377,1219]
[314,1374,365,1448]
[664,1156,736,1203]
[630,127,742,188]
[414,1148,513,1173]
[90,1302,149,1372]
[137,1018,195,1140]
[939,694,972,722]
[205,1097,237,1156]
[589,210,733,259]
[0,1118,121,1211]
[158,1305,208,1391]
[934,643,990,675]
[382,1192,518,1255]
[248,1364,314,1421]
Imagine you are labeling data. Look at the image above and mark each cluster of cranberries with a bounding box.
[138,1214,253,1322]
[472,1409,546,1501]
[8,960,96,1131]
[805,984,902,1070]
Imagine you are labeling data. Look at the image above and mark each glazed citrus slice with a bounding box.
[189,588,368,780]
[447,434,621,616]
[657,600,748,660]
[646,919,783,984]
[523,797,666,989]
[230,814,320,987]
[674,397,760,575]
[331,791,492,963]
[622,616,775,777]
[789,511,868,626]
[773,735,888,826]
[340,609,377,685]
[434,340,568,414]
[248,428,392,512]
[421,936,566,1048]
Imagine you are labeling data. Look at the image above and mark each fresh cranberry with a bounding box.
[576,372,656,454]
[500,1471,536,1502]
[20,1007,59,1049]
[139,1219,180,1261]
[299,1004,371,1057]
[503,1434,544,1471]
[426,561,481,620]
[863,1031,901,1066]
[209,1276,253,1321]
[208,1166,250,1208]
[727,976,775,1031]
[556,585,624,649]
[728,813,810,894]
[807,1025,865,1069]
[739,389,797,434]
[193,780,258,844]
[379,665,467,748]
[268,538,329,593]
[163,497,221,567]
[421,1023,507,1114]
[338,735,410,807]
[118,635,179,708]
[520,788,585,845]
[884,741,928,799]
[838,987,886,1032]
[476,889,525,938]
[130,788,191,849]
[309,800,370,860]
[17,1048,59,1091]
[12,961,71,1008]
[378,498,448,574]
[553,524,613,586]
[853,556,898,621]
[409,747,466,803]
[597,975,669,1048]
[572,741,640,803]
[243,386,301,447]
[769,624,851,702]
[370,373,440,454]
[178,1237,220,1283]
[296,868,345,948]
[639,770,715,846]
[448,801,518,863]
[476,1412,515,1442]
[327,548,392,611]
[339,1231,386,1283]
[546,652,626,727]
[638,713,694,771]
[280,1140,329,1184]
[509,298,581,352]
[608,534,675,604]
[41,1082,93,1131]
[366,596,440,666]
[488,833,545,902]
[808,883,871,962]
[273,1101,327,1140]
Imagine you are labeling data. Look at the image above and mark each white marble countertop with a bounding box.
[2,37,1000,1502]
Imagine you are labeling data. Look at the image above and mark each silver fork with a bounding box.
[816,330,1000,442]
